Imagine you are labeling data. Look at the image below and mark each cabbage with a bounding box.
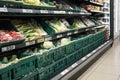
[60,38,70,45]
[43,41,55,49]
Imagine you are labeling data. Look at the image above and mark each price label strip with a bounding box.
[54,11,60,14]
[71,63,78,68]
[22,9,33,13]
[0,8,8,12]
[40,10,49,14]
[61,69,69,76]
[86,29,89,31]
[26,41,35,46]
[87,53,92,57]
[81,57,86,61]
[57,35,63,38]
[74,31,78,34]
[67,32,72,36]
[45,36,52,41]
[2,45,15,52]
[68,12,73,14]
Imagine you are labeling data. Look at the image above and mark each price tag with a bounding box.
[40,10,48,14]
[2,45,15,52]
[60,11,66,14]
[86,29,89,31]
[71,63,78,68]
[57,35,62,38]
[45,37,52,41]
[101,44,104,47]
[54,11,60,14]
[26,41,35,46]
[68,12,73,14]
[98,46,101,49]
[0,8,8,12]
[87,53,92,57]
[37,38,44,43]
[81,57,86,61]
[61,69,68,76]
[92,50,96,53]
[105,42,107,44]
[74,31,78,34]
[67,32,72,36]
[22,9,33,13]
[80,13,85,15]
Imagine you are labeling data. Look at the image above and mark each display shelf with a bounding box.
[103,17,109,19]
[89,0,103,6]
[103,23,109,25]
[51,39,112,80]
[0,7,91,17]
[89,10,103,13]
[81,0,103,6]
[94,25,105,28]
[104,1,110,3]
[103,7,109,9]
[0,25,105,53]
[103,12,110,14]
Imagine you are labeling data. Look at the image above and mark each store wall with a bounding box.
[114,0,120,39]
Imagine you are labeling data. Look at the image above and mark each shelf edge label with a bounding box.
[61,69,69,76]
[22,9,33,13]
[40,10,48,13]
[26,41,35,46]
[1,45,15,52]
[0,8,8,12]
[45,36,52,41]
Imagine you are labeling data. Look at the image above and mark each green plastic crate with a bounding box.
[88,44,93,53]
[89,34,95,44]
[0,65,13,80]
[65,41,75,55]
[18,71,38,80]
[37,68,45,80]
[100,30,106,38]
[100,37,106,45]
[93,33,99,41]
[82,36,89,47]
[82,46,89,57]
[92,42,96,50]
[12,55,36,79]
[0,1,23,8]
[90,42,95,52]
[66,53,76,66]
[38,64,54,80]
[94,41,98,49]
[53,45,66,61]
[74,38,83,50]
[36,49,54,68]
[74,48,83,60]
[54,58,67,74]
[39,20,56,35]
[0,0,56,10]
[102,37,106,44]
[93,31,104,41]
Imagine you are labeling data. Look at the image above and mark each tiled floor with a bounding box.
[77,39,120,80]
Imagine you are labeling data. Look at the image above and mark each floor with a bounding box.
[77,38,120,80]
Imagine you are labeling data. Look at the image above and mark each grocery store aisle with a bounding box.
[77,38,120,80]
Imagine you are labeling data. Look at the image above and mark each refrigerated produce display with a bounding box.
[0,0,114,80]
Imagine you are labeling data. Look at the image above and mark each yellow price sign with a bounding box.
[37,38,44,43]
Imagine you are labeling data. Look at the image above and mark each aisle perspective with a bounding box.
[0,0,114,80]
